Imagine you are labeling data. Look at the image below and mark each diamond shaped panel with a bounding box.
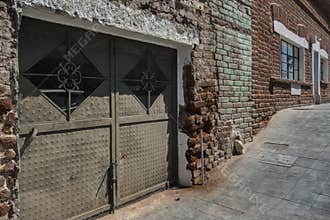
[122,50,168,111]
[23,42,104,115]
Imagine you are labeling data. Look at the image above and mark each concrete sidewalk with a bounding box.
[99,104,330,220]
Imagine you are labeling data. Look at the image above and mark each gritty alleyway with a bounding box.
[99,104,330,220]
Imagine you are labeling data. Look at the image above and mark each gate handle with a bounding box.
[20,128,38,156]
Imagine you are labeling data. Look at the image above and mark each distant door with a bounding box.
[313,51,320,104]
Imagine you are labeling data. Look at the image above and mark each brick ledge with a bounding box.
[321,80,328,86]
[270,77,312,87]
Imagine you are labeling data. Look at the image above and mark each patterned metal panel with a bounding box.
[19,128,110,220]
[116,39,177,203]
[19,77,67,124]
[149,56,176,115]
[118,82,148,117]
[148,87,171,115]
[118,122,169,199]
[71,82,111,120]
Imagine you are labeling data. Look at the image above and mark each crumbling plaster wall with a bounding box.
[21,0,199,46]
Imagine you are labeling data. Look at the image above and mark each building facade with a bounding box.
[252,0,330,133]
[0,0,328,219]
[1,0,252,219]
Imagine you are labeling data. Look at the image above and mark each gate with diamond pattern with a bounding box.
[18,17,177,219]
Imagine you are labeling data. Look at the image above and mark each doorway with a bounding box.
[18,17,178,220]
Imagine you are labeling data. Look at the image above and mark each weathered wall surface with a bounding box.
[97,0,220,185]
[111,0,253,184]
[211,0,253,158]
[0,0,20,219]
[4,0,330,218]
[21,0,199,45]
[18,0,252,185]
[252,0,330,134]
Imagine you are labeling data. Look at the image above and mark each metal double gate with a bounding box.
[18,17,177,220]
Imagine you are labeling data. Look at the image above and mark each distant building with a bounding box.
[252,0,330,133]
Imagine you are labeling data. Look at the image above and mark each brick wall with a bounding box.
[0,0,19,219]
[252,0,330,134]
[211,0,253,159]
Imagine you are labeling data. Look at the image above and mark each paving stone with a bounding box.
[279,166,308,182]
[248,178,297,199]
[323,146,330,153]
[187,197,243,220]
[100,105,330,220]
[209,191,257,213]
[311,160,330,171]
[312,194,330,211]
[321,182,330,197]
[261,142,289,151]
[303,169,330,183]
[285,188,319,207]
[309,208,330,220]
[258,153,298,167]
[319,151,330,162]
[261,199,312,220]
[232,212,288,220]
[294,157,318,169]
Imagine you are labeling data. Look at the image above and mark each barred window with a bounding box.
[281,41,300,81]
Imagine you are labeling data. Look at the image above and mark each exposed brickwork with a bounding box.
[252,0,330,134]
[0,1,19,219]
[211,0,253,159]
